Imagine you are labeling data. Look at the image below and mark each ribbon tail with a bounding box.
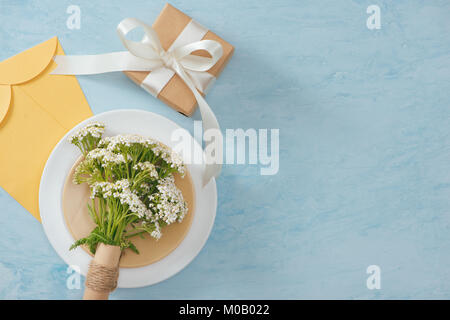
[173,63,223,186]
[185,69,216,94]
[197,95,223,186]
[51,52,163,75]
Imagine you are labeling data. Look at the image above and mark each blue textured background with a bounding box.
[1,0,450,299]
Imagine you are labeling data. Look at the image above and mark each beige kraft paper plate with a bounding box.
[40,109,217,288]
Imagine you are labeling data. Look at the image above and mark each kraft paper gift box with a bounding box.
[124,3,234,116]
[0,37,93,221]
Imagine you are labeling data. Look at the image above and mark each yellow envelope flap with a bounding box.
[0,37,57,86]
[0,85,11,124]
[0,37,58,126]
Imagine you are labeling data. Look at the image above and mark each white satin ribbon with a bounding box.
[52,17,223,185]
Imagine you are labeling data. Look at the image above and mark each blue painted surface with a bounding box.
[1,0,450,299]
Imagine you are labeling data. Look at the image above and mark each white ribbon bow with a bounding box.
[52,18,224,185]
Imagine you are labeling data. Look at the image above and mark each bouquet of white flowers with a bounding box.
[68,122,188,255]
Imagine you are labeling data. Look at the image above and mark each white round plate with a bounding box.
[39,109,217,288]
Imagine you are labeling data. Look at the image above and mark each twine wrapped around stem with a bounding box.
[85,261,119,293]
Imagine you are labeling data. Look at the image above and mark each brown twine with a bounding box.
[85,261,119,293]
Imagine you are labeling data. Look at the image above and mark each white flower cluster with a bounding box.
[133,161,158,179]
[100,134,156,151]
[86,148,126,167]
[90,175,187,240]
[148,175,188,225]
[68,122,105,143]
[99,134,186,176]
[152,143,186,177]
[150,221,162,240]
[91,179,149,221]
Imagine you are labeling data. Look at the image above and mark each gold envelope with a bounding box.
[0,37,93,221]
